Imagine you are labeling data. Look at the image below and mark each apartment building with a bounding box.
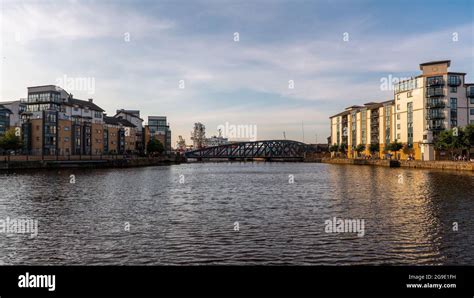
[114,109,144,153]
[18,85,105,155]
[330,100,395,158]
[394,60,472,160]
[330,60,473,161]
[103,116,137,154]
[145,116,172,152]
[0,85,173,156]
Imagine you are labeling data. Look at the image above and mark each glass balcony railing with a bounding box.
[426,88,444,97]
[426,78,444,86]
[426,113,445,120]
[426,101,446,109]
[428,125,445,131]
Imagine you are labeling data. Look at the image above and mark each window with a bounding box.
[64,126,69,131]
[450,87,457,93]
[396,104,400,111]
[470,98,474,104]
[397,124,400,129]
[397,113,400,120]
[470,109,474,116]
[471,120,474,125]
[64,137,69,142]
[407,91,412,98]
[450,98,457,109]
[397,133,400,140]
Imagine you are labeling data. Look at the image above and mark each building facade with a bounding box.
[114,109,144,153]
[330,60,473,161]
[146,116,172,152]
[330,101,395,159]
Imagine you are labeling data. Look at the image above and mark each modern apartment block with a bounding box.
[330,100,395,158]
[0,85,165,156]
[19,85,105,155]
[330,60,473,161]
[145,116,172,152]
[394,60,472,160]
[0,100,26,135]
[114,109,144,153]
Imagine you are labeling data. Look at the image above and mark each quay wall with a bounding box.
[0,155,182,171]
[316,158,474,171]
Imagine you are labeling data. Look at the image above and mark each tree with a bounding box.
[147,138,164,155]
[434,127,470,159]
[339,143,348,154]
[387,140,403,159]
[0,128,22,152]
[462,124,474,153]
[354,144,366,157]
[329,144,339,152]
[339,143,347,157]
[369,143,379,156]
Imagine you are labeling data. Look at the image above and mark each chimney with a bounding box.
[88,98,93,103]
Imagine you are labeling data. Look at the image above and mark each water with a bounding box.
[0,163,473,265]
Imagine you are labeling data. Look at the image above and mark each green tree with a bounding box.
[435,128,467,159]
[461,124,474,153]
[339,143,348,154]
[387,140,403,159]
[147,138,164,155]
[329,144,339,152]
[369,143,379,156]
[354,144,366,157]
[0,128,22,152]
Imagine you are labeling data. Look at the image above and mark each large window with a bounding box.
[361,110,366,144]
[407,102,413,146]
[384,106,391,144]
[450,98,457,127]
[351,111,356,147]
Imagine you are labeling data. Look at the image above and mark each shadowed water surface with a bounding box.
[0,163,473,265]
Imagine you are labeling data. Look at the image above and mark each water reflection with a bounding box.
[0,163,472,265]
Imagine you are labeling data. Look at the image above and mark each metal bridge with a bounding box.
[184,140,309,160]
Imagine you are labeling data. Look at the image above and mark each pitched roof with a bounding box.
[0,105,13,114]
[104,116,136,127]
[67,98,104,112]
[115,109,144,121]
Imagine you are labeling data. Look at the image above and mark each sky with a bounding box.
[1,0,473,146]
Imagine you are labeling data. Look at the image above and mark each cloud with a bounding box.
[1,0,473,144]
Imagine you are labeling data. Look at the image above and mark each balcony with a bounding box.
[428,125,445,131]
[426,88,444,97]
[426,78,444,86]
[426,101,446,109]
[467,88,474,98]
[426,113,445,120]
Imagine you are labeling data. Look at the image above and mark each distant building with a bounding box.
[103,116,137,154]
[145,116,172,152]
[114,109,144,153]
[18,85,105,155]
[205,135,229,147]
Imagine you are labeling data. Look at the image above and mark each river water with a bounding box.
[0,162,473,265]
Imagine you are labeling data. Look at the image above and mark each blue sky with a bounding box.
[1,0,473,145]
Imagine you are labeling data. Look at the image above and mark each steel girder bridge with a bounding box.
[184,140,309,161]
